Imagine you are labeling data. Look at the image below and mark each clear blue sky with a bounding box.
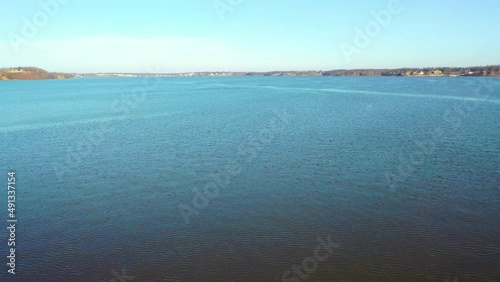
[1,0,499,73]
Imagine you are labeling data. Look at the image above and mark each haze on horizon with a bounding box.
[1,0,499,73]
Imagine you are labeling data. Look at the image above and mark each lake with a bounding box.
[0,76,499,281]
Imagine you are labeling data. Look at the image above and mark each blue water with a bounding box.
[0,77,499,281]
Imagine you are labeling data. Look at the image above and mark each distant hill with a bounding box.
[318,65,500,77]
[0,67,74,80]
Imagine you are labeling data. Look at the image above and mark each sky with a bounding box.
[1,0,499,73]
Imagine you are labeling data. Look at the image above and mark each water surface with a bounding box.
[0,77,499,281]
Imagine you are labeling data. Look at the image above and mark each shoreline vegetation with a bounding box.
[0,67,72,80]
[1,65,499,80]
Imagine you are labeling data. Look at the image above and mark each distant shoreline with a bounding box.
[79,65,500,78]
[1,65,499,80]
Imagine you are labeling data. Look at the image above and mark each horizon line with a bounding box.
[2,64,500,74]
[77,64,500,74]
